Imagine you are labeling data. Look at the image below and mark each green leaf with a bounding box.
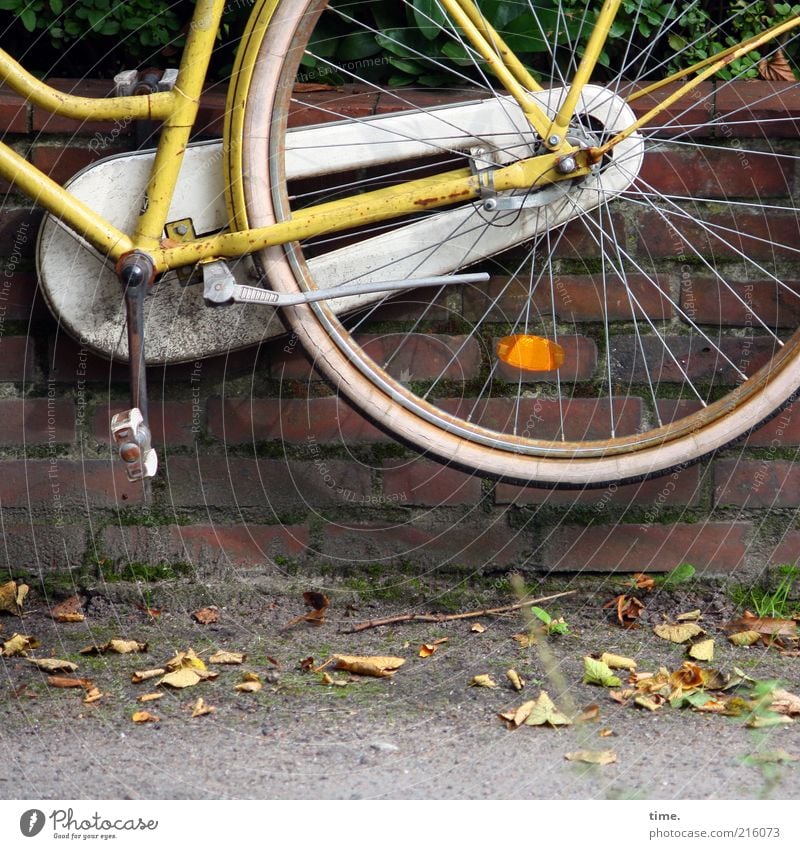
[531,606,553,626]
[412,0,450,41]
[583,656,622,688]
[337,31,381,63]
[49,0,63,14]
[20,7,36,31]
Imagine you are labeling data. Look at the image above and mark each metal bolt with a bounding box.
[556,155,577,174]
[548,134,560,146]
[175,224,188,236]
[483,197,498,212]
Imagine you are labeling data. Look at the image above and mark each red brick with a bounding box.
[494,335,597,383]
[638,148,794,198]
[162,455,371,510]
[0,459,145,508]
[31,143,128,185]
[611,334,776,384]
[745,401,800,447]
[541,522,751,573]
[656,399,705,425]
[496,464,702,508]
[768,531,800,566]
[551,212,627,258]
[321,515,529,568]
[714,80,800,138]
[437,396,643,440]
[680,277,800,328]
[636,208,799,261]
[101,524,309,569]
[382,458,482,506]
[208,396,390,444]
[623,81,715,138]
[0,398,75,444]
[0,85,28,133]
[1,524,86,569]
[0,336,35,382]
[357,333,481,382]
[194,85,227,138]
[0,271,48,321]
[93,401,198,446]
[714,459,800,507]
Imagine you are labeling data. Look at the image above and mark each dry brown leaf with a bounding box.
[82,687,103,704]
[235,680,262,693]
[725,613,797,639]
[634,694,664,711]
[419,643,437,658]
[470,674,498,688]
[131,667,166,684]
[604,594,644,628]
[506,669,525,691]
[599,652,637,671]
[653,622,704,643]
[1,633,39,656]
[609,689,634,704]
[759,49,796,81]
[158,668,202,689]
[190,697,216,717]
[191,606,219,625]
[137,692,163,703]
[499,700,537,728]
[728,630,762,647]
[771,688,800,716]
[599,728,615,737]
[577,704,600,723]
[565,749,617,765]
[132,710,159,723]
[208,650,245,665]
[632,573,655,591]
[46,676,92,689]
[0,580,29,615]
[27,657,78,673]
[513,632,534,648]
[331,655,405,678]
[299,656,315,672]
[80,639,147,655]
[50,595,84,622]
[471,623,487,633]
[687,639,715,661]
[242,672,261,682]
[670,661,706,690]
[283,591,331,630]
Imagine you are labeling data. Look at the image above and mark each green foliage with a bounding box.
[531,605,570,636]
[655,562,697,589]
[730,565,800,618]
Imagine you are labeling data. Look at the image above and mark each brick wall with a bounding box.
[2,79,800,585]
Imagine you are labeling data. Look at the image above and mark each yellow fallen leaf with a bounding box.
[132,710,159,723]
[728,630,762,647]
[599,728,615,738]
[471,623,487,633]
[599,652,637,671]
[634,695,663,711]
[158,668,202,689]
[46,676,92,689]
[0,580,29,615]
[676,609,702,621]
[80,639,147,655]
[165,649,206,672]
[654,622,705,643]
[524,691,572,727]
[208,650,245,665]
[242,671,261,683]
[747,713,793,728]
[498,700,536,728]
[470,674,498,688]
[565,749,617,765]
[27,657,78,673]
[137,692,163,703]
[419,643,437,658]
[190,697,216,717]
[50,595,85,622]
[1,633,39,656]
[332,655,405,678]
[687,639,715,661]
[131,667,166,684]
[506,669,524,691]
[513,632,534,648]
[56,613,85,623]
[235,680,262,693]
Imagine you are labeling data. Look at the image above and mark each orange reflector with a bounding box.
[496,335,565,371]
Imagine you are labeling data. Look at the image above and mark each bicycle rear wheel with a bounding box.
[227,0,800,486]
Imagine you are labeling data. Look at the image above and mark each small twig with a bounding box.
[341,590,576,633]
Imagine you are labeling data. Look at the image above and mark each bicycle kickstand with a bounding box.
[110,252,158,483]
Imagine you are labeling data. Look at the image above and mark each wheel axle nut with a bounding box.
[556,155,577,174]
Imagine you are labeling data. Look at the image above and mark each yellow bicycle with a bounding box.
[2,0,800,486]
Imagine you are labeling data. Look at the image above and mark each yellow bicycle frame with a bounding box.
[0,0,798,276]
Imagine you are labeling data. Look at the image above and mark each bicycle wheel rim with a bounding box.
[234,0,800,485]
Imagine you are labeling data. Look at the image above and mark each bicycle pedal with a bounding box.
[110,408,158,481]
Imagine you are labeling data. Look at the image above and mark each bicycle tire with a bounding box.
[227,0,800,487]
